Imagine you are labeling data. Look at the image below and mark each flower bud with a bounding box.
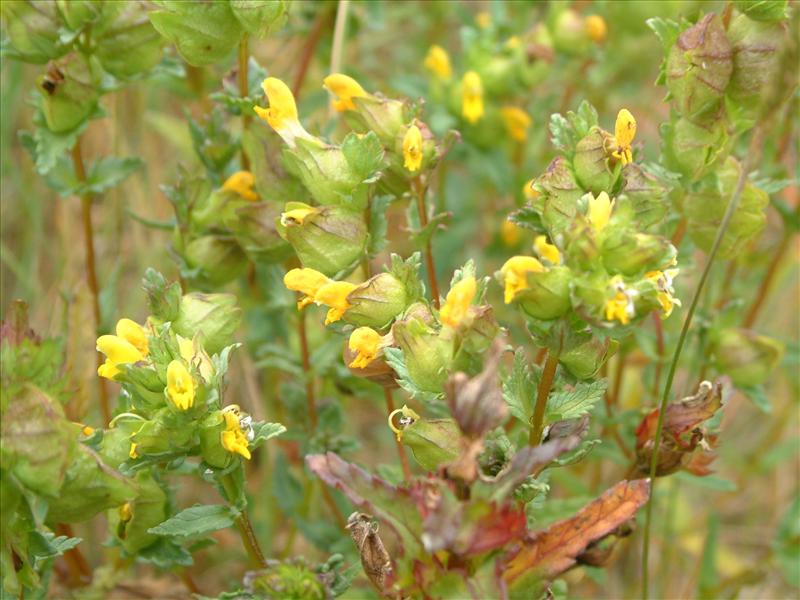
[39,55,99,133]
[602,232,676,277]
[183,234,248,287]
[710,328,784,387]
[573,128,616,195]
[551,9,591,56]
[461,71,485,124]
[733,0,788,21]
[94,5,164,79]
[662,116,730,182]
[666,14,733,122]
[536,157,584,236]
[684,158,769,259]
[278,203,367,277]
[618,164,668,228]
[392,317,453,394]
[343,272,410,328]
[727,15,786,117]
[173,292,241,354]
[560,337,618,380]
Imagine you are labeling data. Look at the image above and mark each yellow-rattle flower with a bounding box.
[461,71,484,124]
[500,256,546,304]
[284,268,331,310]
[348,327,382,369]
[166,360,195,411]
[222,171,258,201]
[314,281,358,325]
[254,77,313,147]
[501,106,532,142]
[610,108,636,165]
[501,220,522,247]
[221,405,251,460]
[97,327,144,380]
[323,73,368,112]
[604,276,637,325]
[585,15,607,44]
[280,205,316,226]
[588,191,614,232]
[534,235,561,265]
[423,45,452,80]
[645,268,681,318]
[403,124,423,172]
[439,276,477,328]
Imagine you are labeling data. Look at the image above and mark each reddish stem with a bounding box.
[529,350,559,445]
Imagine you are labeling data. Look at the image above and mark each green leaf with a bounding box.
[137,537,193,568]
[148,504,238,538]
[545,379,607,422]
[28,532,82,566]
[149,1,243,67]
[551,439,601,467]
[368,195,392,256]
[230,0,288,38]
[509,206,546,235]
[502,349,541,425]
[739,385,771,413]
[646,17,681,52]
[382,347,441,402]
[774,494,800,589]
[250,422,286,451]
[341,131,385,181]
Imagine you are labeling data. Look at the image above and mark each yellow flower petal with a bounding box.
[280,206,316,226]
[222,170,258,201]
[97,334,143,380]
[475,11,491,28]
[500,256,545,304]
[116,318,148,357]
[612,109,636,165]
[501,106,531,142]
[315,281,358,325]
[423,45,452,80]
[462,71,484,124]
[501,220,522,247]
[534,235,561,264]
[403,124,423,172]
[588,192,614,232]
[585,15,607,44]
[284,268,330,310]
[166,360,194,411]
[440,276,477,328]
[348,327,382,369]
[254,77,313,147]
[323,73,368,112]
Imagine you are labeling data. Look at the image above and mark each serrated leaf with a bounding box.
[149,2,243,67]
[341,131,384,181]
[545,379,607,423]
[148,504,238,538]
[509,206,546,234]
[646,17,681,52]
[137,537,193,568]
[382,347,440,402]
[250,422,286,450]
[551,439,601,467]
[230,0,288,38]
[368,195,392,256]
[82,156,143,195]
[502,349,541,425]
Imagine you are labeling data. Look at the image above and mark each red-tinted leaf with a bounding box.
[502,479,651,587]
[636,381,723,447]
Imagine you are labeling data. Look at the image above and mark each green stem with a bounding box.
[530,350,559,446]
[238,34,251,171]
[221,474,266,568]
[413,177,440,307]
[641,132,759,600]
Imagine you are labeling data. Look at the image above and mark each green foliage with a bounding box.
[148,504,238,538]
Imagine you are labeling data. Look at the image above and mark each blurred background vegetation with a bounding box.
[1,1,797,598]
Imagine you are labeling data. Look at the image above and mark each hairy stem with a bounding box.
[221,474,266,568]
[641,132,761,600]
[71,138,110,424]
[384,387,412,482]
[413,178,440,307]
[530,350,559,446]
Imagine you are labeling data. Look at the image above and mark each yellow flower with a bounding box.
[222,171,258,201]
[314,281,358,325]
[645,268,681,318]
[604,277,637,325]
[501,106,531,142]
[585,15,607,44]
[588,191,614,232]
[403,124,423,172]
[323,73,368,112]
[97,334,143,380]
[523,179,540,201]
[424,45,452,80]
[166,360,195,411]
[461,71,484,124]
[221,405,251,460]
[284,268,331,310]
[505,36,521,49]
[534,235,561,264]
[388,404,420,442]
[611,109,636,165]
[348,327,382,369]
[253,77,313,147]
[129,443,138,459]
[119,502,133,522]
[500,256,546,304]
[177,335,214,382]
[280,206,316,226]
[501,219,522,247]
[439,276,477,327]
[116,318,149,357]
[475,11,491,28]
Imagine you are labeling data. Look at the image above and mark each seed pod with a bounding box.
[400,418,461,471]
[618,164,668,229]
[109,471,167,554]
[39,55,99,133]
[573,128,616,195]
[1,1,65,64]
[514,266,572,321]
[666,14,733,123]
[392,317,453,394]
[285,139,363,207]
[173,291,242,354]
[602,232,676,277]
[733,0,788,21]
[343,272,410,328]
[536,157,584,237]
[228,202,292,264]
[183,234,248,288]
[710,328,784,387]
[560,337,618,380]
[662,116,730,182]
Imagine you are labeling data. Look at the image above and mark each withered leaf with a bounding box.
[347,512,394,595]
[502,479,651,587]
[637,381,723,443]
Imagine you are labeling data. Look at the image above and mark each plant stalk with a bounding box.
[641,133,760,600]
[238,35,251,171]
[221,474,267,568]
[413,178,440,307]
[292,8,332,98]
[298,309,317,430]
[384,387,412,482]
[329,1,350,83]
[529,350,559,445]
[71,137,110,424]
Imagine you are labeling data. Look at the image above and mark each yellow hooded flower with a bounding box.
[403,124,423,172]
[500,256,546,304]
[129,443,138,459]
[314,281,358,325]
[323,73,368,112]
[388,404,421,442]
[585,15,607,44]
[523,179,540,201]
[177,335,214,383]
[115,318,149,357]
[461,71,484,124]
[439,276,477,327]
[254,77,313,147]
[645,268,681,318]
[534,235,561,264]
[280,205,316,226]
[501,220,522,247]
[611,109,636,165]
[348,327,382,369]
[222,171,258,201]
[221,405,251,460]
[475,11,491,28]
[501,106,532,142]
[588,191,614,232]
[284,268,331,310]
[604,276,637,325]
[97,334,143,380]
[424,45,452,80]
[166,360,195,410]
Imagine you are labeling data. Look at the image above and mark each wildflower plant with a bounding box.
[1,2,798,599]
